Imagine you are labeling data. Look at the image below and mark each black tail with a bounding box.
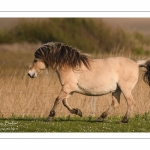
[142,60,150,86]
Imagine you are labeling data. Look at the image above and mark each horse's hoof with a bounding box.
[72,108,82,117]
[96,117,104,122]
[120,118,128,124]
[77,109,82,117]
[46,117,53,122]
[120,120,128,124]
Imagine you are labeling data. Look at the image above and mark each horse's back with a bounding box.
[75,57,139,95]
[102,57,138,77]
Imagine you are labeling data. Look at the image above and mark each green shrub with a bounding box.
[0,18,150,55]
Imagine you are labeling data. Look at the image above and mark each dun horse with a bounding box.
[28,42,150,123]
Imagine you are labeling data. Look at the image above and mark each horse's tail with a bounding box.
[137,59,150,86]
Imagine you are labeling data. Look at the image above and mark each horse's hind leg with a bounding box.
[97,88,121,122]
[120,90,135,123]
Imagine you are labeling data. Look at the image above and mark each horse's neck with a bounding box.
[56,68,72,86]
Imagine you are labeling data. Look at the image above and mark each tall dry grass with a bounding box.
[0,43,150,118]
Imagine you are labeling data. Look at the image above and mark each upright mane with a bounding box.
[34,42,91,70]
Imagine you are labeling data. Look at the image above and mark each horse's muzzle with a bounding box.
[28,73,35,78]
[28,69,37,78]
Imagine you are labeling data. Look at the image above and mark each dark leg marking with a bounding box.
[120,116,128,124]
[50,110,55,117]
[47,110,55,121]
[96,112,107,122]
[71,108,82,117]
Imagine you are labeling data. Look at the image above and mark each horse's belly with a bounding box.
[76,82,117,96]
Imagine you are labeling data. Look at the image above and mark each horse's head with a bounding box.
[28,59,47,78]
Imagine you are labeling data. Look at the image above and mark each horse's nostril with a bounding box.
[28,73,31,77]
[28,72,35,78]
[28,73,34,78]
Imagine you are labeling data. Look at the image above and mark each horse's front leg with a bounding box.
[47,90,67,121]
[62,99,82,117]
[47,90,82,121]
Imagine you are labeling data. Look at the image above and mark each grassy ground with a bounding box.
[0,114,150,132]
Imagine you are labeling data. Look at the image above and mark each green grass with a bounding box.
[0,113,150,132]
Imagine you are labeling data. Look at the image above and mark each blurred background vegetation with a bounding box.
[0,18,150,55]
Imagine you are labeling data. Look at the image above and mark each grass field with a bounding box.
[0,114,150,132]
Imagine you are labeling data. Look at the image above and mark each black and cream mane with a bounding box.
[34,42,91,70]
